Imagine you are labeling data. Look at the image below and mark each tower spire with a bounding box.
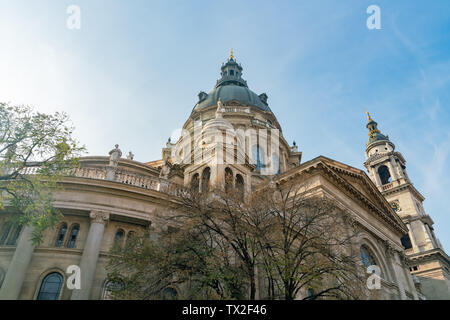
[365,111,388,145]
[230,48,234,60]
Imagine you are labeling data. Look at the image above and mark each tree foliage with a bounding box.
[0,102,85,244]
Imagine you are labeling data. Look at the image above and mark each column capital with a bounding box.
[89,210,110,224]
[397,250,410,267]
[383,240,396,258]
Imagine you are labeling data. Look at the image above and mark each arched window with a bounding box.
[201,167,211,193]
[102,280,124,300]
[401,234,413,250]
[6,225,22,246]
[37,272,63,300]
[0,223,12,245]
[378,165,392,185]
[272,153,280,175]
[191,173,199,193]
[55,223,68,247]
[125,231,136,249]
[66,224,80,248]
[235,174,244,200]
[162,287,178,300]
[252,145,264,171]
[360,245,377,268]
[114,229,125,248]
[225,167,233,193]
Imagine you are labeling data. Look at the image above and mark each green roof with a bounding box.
[193,56,272,113]
[193,84,271,112]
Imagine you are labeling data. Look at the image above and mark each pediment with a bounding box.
[277,156,407,234]
[318,157,406,232]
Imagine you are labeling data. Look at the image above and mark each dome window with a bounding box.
[236,174,244,201]
[252,145,265,171]
[259,93,268,105]
[225,168,233,193]
[198,91,207,102]
[191,173,199,193]
[202,167,211,193]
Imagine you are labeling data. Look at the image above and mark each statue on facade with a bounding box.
[126,151,134,160]
[216,98,224,118]
[108,144,122,167]
[159,158,171,180]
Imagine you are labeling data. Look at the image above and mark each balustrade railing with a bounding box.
[382,182,394,191]
[19,165,184,196]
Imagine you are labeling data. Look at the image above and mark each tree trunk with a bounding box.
[249,267,256,300]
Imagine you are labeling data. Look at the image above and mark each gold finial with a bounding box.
[230,48,234,60]
[366,110,373,122]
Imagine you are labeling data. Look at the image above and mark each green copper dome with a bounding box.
[194,85,271,112]
[193,55,272,113]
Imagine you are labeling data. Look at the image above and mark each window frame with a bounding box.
[36,272,64,300]
[66,224,80,249]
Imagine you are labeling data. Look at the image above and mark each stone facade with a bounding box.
[0,55,447,300]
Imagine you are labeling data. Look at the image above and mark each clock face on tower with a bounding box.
[390,201,400,213]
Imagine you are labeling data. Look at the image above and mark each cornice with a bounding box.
[381,182,425,202]
[276,156,408,235]
[407,248,450,266]
[319,162,407,235]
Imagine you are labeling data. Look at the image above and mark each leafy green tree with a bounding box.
[0,102,85,244]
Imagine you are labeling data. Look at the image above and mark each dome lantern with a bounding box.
[192,52,272,113]
[366,111,390,146]
[216,50,248,88]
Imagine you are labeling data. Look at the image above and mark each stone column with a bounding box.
[398,251,419,300]
[388,156,399,181]
[0,226,35,300]
[71,211,109,300]
[371,166,382,187]
[406,223,419,253]
[383,241,406,300]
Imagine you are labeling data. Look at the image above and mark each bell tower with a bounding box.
[363,112,450,299]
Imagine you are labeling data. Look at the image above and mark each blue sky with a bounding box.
[1,1,449,250]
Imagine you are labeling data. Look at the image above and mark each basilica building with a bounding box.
[0,53,449,300]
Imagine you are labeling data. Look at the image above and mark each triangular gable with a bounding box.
[276,156,407,235]
[317,156,407,232]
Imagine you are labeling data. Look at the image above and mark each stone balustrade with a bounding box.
[382,182,394,191]
[224,106,250,114]
[19,165,184,196]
